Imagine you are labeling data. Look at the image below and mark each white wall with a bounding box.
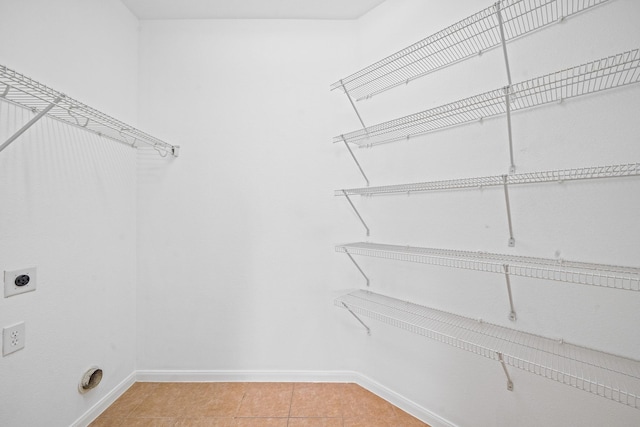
[0,1,140,426]
[136,20,361,372]
[339,0,640,426]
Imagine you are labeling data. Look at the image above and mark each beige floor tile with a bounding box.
[340,384,396,419]
[290,383,345,418]
[393,408,431,426]
[101,383,160,418]
[173,418,236,426]
[236,383,293,418]
[88,417,125,427]
[129,383,200,417]
[287,418,344,427]
[186,383,247,417]
[121,418,177,427]
[234,418,288,427]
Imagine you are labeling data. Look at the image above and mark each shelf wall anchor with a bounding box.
[341,190,370,236]
[342,302,371,335]
[502,175,516,247]
[497,352,514,391]
[342,136,370,187]
[0,94,65,153]
[503,264,517,321]
[344,249,370,287]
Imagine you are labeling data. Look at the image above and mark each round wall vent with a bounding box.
[79,367,103,393]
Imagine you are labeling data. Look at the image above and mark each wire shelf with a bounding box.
[0,64,177,156]
[336,242,640,291]
[336,290,640,408]
[331,0,610,101]
[336,163,640,196]
[334,49,640,147]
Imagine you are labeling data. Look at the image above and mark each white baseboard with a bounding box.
[135,369,358,383]
[135,369,457,427]
[71,371,136,427]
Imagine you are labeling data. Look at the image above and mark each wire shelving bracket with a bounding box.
[334,49,640,173]
[336,290,640,408]
[0,64,179,157]
[336,163,640,245]
[331,0,610,102]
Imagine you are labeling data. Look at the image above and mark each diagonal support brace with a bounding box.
[341,190,370,236]
[344,249,370,287]
[342,136,370,187]
[342,302,371,335]
[0,95,65,153]
[503,264,517,321]
[504,86,516,174]
[341,80,368,130]
[502,175,515,247]
[495,1,513,86]
[497,352,514,391]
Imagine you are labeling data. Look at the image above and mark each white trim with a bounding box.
[134,369,457,427]
[135,369,358,383]
[71,371,136,427]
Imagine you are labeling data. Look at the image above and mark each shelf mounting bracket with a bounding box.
[341,135,370,187]
[342,302,371,335]
[495,2,513,86]
[497,352,514,391]
[496,1,516,174]
[343,248,370,287]
[341,190,370,236]
[504,86,516,174]
[503,264,517,321]
[1,83,10,98]
[502,175,515,247]
[0,94,65,154]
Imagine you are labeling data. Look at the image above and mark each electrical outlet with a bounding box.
[4,267,37,298]
[3,322,26,356]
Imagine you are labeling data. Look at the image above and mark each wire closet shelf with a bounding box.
[331,0,610,101]
[334,49,640,147]
[336,242,640,291]
[336,163,640,196]
[336,290,640,409]
[0,64,178,156]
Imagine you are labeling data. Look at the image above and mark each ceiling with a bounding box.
[120,0,387,20]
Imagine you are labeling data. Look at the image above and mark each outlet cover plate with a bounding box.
[4,267,37,298]
[3,322,26,356]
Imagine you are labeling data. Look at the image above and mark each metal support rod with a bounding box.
[342,137,370,187]
[341,80,368,131]
[503,264,517,321]
[1,84,9,98]
[342,302,371,335]
[497,352,514,391]
[495,2,512,86]
[504,87,516,174]
[502,175,516,247]
[344,249,370,287]
[342,190,370,236]
[0,95,64,153]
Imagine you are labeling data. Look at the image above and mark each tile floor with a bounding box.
[89,382,430,427]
